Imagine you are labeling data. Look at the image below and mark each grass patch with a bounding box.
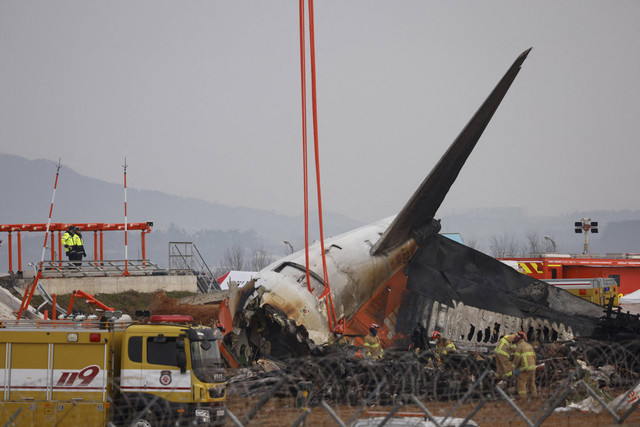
[30,291,197,317]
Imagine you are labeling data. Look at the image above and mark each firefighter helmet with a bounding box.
[431,331,441,340]
[514,331,526,343]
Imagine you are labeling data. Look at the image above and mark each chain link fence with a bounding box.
[223,338,640,426]
[2,338,639,426]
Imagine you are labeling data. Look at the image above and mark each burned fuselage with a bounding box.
[223,48,630,363]
[228,218,418,359]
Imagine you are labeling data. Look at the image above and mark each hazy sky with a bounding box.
[1,1,639,224]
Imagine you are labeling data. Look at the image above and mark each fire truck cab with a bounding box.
[0,314,226,426]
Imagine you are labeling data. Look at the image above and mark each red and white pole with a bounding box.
[18,158,62,319]
[123,158,129,276]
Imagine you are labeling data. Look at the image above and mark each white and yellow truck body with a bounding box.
[0,315,226,426]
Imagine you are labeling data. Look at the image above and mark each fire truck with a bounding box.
[0,314,226,426]
[499,254,640,296]
[544,278,620,306]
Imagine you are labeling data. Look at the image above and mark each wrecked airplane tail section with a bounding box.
[400,235,605,342]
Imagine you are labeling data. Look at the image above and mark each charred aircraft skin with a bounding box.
[226,48,635,362]
[400,234,606,344]
[229,218,418,358]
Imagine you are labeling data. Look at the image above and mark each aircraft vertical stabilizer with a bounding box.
[371,48,531,255]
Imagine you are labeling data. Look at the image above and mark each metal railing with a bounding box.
[36,260,163,278]
[168,242,219,292]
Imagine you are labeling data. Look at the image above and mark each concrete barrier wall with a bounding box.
[40,275,198,295]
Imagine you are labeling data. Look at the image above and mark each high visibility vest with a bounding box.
[62,232,74,252]
[72,234,84,247]
[437,338,456,356]
[495,335,516,357]
[513,341,536,371]
[364,333,383,359]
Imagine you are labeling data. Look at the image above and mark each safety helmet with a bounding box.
[335,324,344,334]
[370,323,379,330]
[514,331,526,343]
[431,331,441,340]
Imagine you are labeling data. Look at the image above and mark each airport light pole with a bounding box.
[284,241,294,254]
[575,218,598,254]
[544,235,557,253]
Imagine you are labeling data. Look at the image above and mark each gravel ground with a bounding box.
[226,393,640,426]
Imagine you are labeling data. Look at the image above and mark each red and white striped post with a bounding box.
[123,158,129,276]
[18,158,62,319]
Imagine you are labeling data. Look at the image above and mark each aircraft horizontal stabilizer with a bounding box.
[371,48,532,255]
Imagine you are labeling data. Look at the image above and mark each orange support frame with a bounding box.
[1,222,153,272]
[67,289,115,313]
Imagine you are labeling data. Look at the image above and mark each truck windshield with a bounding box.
[190,340,224,383]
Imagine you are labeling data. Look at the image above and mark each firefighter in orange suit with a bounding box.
[364,323,383,359]
[512,331,537,400]
[494,333,518,381]
[432,331,456,364]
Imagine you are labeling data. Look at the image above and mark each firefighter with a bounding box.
[62,226,76,262]
[494,333,518,382]
[364,323,383,359]
[432,331,456,364]
[512,331,537,400]
[329,324,350,346]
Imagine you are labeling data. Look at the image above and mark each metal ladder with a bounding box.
[168,242,220,292]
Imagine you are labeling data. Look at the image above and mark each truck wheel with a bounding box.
[130,410,159,427]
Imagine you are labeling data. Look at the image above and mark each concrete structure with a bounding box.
[0,287,41,319]
[18,275,198,296]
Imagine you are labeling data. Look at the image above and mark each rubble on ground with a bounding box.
[149,291,220,325]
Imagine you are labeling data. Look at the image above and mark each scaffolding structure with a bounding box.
[0,222,153,274]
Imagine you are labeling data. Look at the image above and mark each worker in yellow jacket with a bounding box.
[432,331,456,364]
[494,333,518,381]
[69,226,86,266]
[61,226,76,261]
[512,331,537,400]
[364,323,383,359]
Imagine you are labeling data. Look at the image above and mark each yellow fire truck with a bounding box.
[544,278,620,307]
[0,313,226,426]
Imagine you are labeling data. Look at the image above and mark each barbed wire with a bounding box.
[1,338,639,426]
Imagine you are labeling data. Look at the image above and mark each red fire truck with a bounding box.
[499,253,640,295]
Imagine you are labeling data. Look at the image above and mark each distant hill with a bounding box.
[0,154,362,272]
[2,154,640,273]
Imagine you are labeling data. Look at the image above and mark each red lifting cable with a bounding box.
[298,0,312,295]
[298,0,338,330]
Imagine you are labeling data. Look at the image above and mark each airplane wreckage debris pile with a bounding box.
[144,49,640,422]
[148,51,640,418]
[209,49,640,368]
[223,338,640,405]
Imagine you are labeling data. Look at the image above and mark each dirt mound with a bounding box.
[149,291,220,326]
